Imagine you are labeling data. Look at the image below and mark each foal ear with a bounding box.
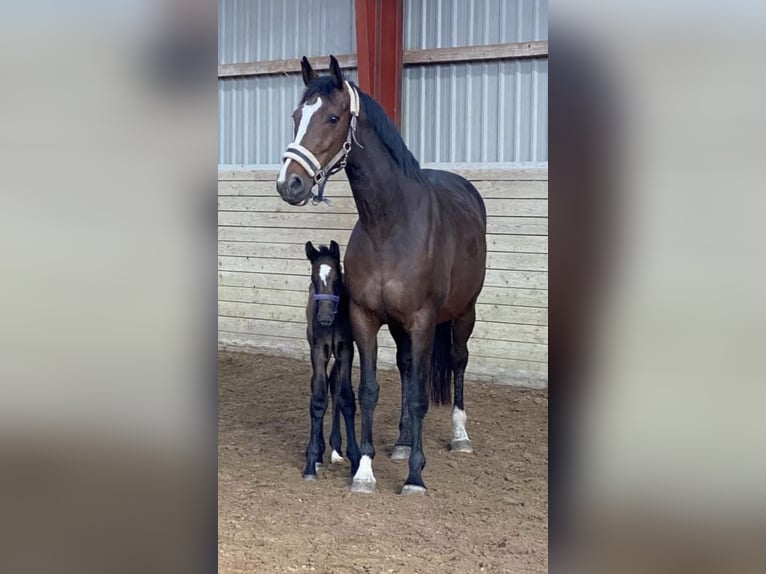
[305,241,319,261]
[329,55,344,89]
[301,56,317,87]
[329,240,340,260]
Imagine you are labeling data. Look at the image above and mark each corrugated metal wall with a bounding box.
[218,0,356,64]
[218,0,357,166]
[218,0,548,166]
[402,0,548,163]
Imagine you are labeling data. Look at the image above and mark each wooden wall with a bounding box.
[218,166,548,388]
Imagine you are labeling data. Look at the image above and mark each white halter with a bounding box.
[281,81,362,204]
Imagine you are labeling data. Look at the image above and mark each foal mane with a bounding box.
[302,77,422,179]
[313,243,340,263]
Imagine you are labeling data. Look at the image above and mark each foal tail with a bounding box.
[429,320,453,406]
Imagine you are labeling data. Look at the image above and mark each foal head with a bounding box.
[276,56,357,206]
[306,240,343,326]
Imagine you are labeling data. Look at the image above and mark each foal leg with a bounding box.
[389,323,413,461]
[303,343,330,480]
[328,358,344,463]
[350,304,380,493]
[401,312,435,495]
[450,306,476,453]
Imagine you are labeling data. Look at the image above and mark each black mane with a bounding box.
[302,78,422,178]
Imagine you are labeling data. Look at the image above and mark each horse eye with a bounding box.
[328,114,339,124]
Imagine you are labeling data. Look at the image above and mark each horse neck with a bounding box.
[343,121,415,239]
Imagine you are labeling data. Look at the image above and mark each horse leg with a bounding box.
[401,312,435,495]
[336,341,360,472]
[328,358,344,463]
[389,322,413,461]
[303,342,330,480]
[349,304,380,493]
[450,306,476,453]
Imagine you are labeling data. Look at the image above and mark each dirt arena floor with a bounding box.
[218,351,548,573]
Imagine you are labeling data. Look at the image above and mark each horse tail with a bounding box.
[429,320,453,406]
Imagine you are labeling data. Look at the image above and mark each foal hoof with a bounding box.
[303,473,318,481]
[350,478,376,494]
[450,438,474,453]
[331,450,344,464]
[400,484,427,496]
[390,445,411,461]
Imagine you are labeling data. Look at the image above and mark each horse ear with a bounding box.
[305,241,319,261]
[329,240,340,259]
[329,55,344,89]
[301,56,317,87]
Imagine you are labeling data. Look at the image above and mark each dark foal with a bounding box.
[278,57,487,494]
[302,240,360,480]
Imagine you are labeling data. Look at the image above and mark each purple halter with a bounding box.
[313,292,341,316]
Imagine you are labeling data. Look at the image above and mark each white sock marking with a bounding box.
[331,449,344,463]
[353,455,376,483]
[277,97,323,184]
[452,407,469,441]
[319,264,331,286]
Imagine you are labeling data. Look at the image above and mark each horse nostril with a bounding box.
[289,174,303,192]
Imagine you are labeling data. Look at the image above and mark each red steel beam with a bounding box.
[354,0,403,127]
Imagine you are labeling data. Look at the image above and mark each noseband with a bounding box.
[281,81,362,205]
[313,293,341,319]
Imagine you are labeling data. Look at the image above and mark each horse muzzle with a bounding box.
[276,174,312,206]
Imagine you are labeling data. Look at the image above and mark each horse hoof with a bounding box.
[331,450,344,464]
[400,484,427,496]
[303,473,318,481]
[450,438,474,453]
[390,445,411,461]
[315,462,323,472]
[350,479,376,494]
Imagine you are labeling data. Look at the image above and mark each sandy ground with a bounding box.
[218,351,548,573]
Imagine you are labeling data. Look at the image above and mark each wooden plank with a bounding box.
[218,179,352,197]
[220,299,545,328]
[403,41,549,66]
[218,211,359,230]
[218,286,308,308]
[484,269,547,290]
[219,317,306,339]
[218,179,548,200]
[218,53,358,78]
[218,270,309,291]
[477,286,547,308]
[487,217,547,235]
[218,230,354,248]
[475,303,547,326]
[218,195,545,217]
[218,244,547,268]
[486,252,547,272]
[219,258,547,289]
[218,195,359,214]
[219,229,546,254]
[217,41,548,79]
[219,211,545,235]
[218,256,311,276]
[219,272,547,310]
[219,166,548,182]
[219,282,546,310]
[219,314,546,346]
[219,328,546,364]
[486,235,547,254]
[218,179,547,199]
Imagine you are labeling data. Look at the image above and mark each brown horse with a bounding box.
[276,56,487,494]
